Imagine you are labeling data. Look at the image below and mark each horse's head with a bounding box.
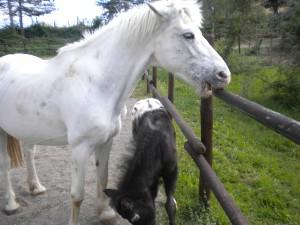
[148,0,230,96]
[104,189,155,225]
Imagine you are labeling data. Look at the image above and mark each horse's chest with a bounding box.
[66,110,121,146]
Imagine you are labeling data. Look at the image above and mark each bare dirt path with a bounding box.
[0,99,137,225]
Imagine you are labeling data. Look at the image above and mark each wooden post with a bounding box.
[168,73,174,102]
[152,67,157,87]
[152,67,158,98]
[146,69,150,94]
[200,94,213,206]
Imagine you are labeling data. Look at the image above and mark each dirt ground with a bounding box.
[0,99,138,225]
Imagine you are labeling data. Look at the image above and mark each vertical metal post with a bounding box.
[168,73,174,102]
[200,94,213,206]
[152,67,157,88]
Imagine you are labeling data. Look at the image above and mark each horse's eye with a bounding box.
[183,32,195,40]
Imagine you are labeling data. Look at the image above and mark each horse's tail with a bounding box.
[7,135,23,168]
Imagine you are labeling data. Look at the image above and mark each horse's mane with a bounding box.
[57,0,202,55]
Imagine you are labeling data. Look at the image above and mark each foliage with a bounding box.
[279,0,300,65]
[96,0,145,24]
[90,16,103,31]
[202,0,267,58]
[268,68,300,108]
[24,23,47,38]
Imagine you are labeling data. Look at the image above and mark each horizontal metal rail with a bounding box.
[149,82,250,225]
[214,90,300,145]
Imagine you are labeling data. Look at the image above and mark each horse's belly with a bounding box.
[0,109,67,145]
[0,82,67,145]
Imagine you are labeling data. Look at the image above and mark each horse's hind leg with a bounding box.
[95,139,118,224]
[23,143,46,195]
[163,166,178,225]
[0,130,20,214]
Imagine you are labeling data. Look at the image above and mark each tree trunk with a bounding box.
[223,35,236,61]
[7,0,14,27]
[238,32,241,54]
[18,0,24,35]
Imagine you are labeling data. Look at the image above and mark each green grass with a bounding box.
[132,68,300,225]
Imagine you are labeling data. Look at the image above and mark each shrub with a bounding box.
[269,67,300,108]
[24,24,47,38]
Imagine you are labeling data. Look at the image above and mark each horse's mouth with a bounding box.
[198,81,213,98]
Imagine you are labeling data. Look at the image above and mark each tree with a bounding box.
[96,0,145,24]
[202,0,266,58]
[279,0,300,64]
[17,0,55,31]
[262,0,287,14]
[0,0,55,31]
[0,0,15,27]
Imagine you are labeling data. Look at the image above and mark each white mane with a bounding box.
[57,0,202,55]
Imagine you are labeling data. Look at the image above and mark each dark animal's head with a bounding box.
[104,189,155,225]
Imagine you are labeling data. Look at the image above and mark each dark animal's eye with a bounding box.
[183,32,195,40]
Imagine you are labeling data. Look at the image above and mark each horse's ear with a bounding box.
[147,2,169,18]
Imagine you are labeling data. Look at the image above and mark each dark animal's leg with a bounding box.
[150,179,159,201]
[163,167,177,225]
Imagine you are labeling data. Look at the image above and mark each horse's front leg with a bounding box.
[95,139,118,225]
[69,142,93,225]
[23,144,46,195]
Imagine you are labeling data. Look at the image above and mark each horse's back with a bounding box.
[0,53,47,77]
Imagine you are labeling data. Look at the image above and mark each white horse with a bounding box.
[0,1,230,225]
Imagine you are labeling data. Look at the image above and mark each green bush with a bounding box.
[24,24,47,38]
[269,68,300,108]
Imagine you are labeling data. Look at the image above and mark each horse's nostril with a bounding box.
[217,71,228,80]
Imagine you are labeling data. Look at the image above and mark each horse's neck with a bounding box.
[58,36,153,117]
[103,44,152,115]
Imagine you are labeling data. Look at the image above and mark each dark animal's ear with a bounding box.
[104,189,119,199]
[120,197,134,211]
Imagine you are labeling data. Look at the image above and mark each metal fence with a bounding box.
[146,66,300,225]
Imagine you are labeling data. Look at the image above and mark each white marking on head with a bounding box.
[131,98,165,121]
[131,213,140,222]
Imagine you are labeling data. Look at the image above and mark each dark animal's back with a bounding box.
[134,110,176,158]
[120,109,176,190]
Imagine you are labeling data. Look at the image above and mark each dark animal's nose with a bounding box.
[216,71,229,81]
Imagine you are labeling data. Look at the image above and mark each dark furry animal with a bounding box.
[105,106,177,225]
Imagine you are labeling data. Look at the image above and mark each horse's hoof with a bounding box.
[4,204,21,215]
[29,183,47,196]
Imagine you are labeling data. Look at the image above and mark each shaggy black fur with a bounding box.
[105,109,177,225]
